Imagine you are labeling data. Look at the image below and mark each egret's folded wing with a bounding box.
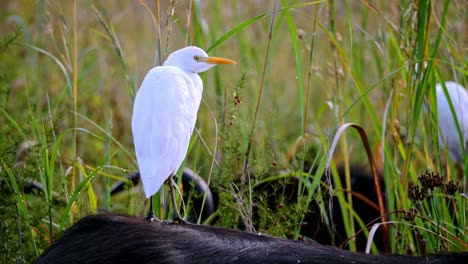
[457,84,468,154]
[437,82,468,163]
[132,67,193,198]
[448,82,468,123]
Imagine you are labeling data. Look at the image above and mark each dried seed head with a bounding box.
[403,207,418,222]
[442,180,459,196]
[408,183,427,201]
[395,230,402,241]
[418,171,443,191]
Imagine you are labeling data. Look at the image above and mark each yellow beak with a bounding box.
[203,57,237,65]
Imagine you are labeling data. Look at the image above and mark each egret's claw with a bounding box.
[161,214,188,225]
[145,215,158,223]
[162,219,174,225]
[173,216,188,224]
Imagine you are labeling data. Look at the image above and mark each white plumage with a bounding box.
[436,81,468,165]
[132,46,236,199]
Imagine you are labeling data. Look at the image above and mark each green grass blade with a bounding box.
[0,107,27,140]
[59,165,102,231]
[1,161,30,220]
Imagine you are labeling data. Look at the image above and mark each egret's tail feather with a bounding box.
[139,159,170,198]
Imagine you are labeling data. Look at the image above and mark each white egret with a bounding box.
[132,46,236,222]
[436,81,468,166]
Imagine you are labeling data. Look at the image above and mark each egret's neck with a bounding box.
[186,72,203,92]
[183,71,203,117]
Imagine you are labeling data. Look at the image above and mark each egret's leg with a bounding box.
[145,195,156,222]
[165,174,188,224]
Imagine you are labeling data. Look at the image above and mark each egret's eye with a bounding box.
[193,56,200,62]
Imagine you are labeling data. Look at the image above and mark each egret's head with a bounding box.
[163,46,236,73]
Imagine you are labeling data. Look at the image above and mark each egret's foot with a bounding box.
[145,212,160,223]
[161,219,174,225]
[162,214,188,225]
[145,216,157,223]
[145,195,159,223]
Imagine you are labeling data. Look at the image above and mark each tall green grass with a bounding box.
[0,0,467,262]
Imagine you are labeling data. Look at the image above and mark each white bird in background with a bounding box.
[132,46,236,222]
[436,81,468,167]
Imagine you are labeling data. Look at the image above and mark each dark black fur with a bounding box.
[34,214,466,264]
